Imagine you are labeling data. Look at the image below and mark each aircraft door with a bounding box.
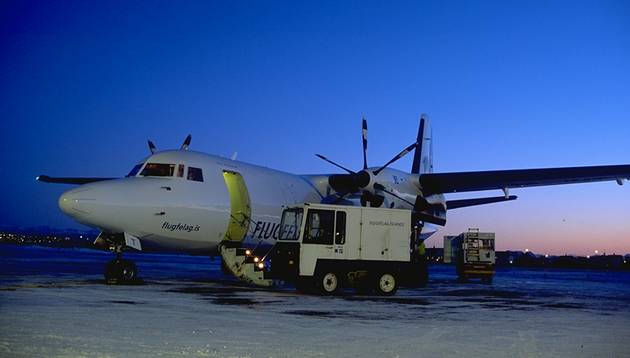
[222,171,251,242]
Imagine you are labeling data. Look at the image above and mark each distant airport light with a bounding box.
[594,250,599,254]
[525,249,529,252]
[587,255,591,259]
[545,254,549,258]
[509,260,513,264]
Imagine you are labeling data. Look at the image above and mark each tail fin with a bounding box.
[411,114,433,174]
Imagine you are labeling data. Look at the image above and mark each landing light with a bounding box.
[254,257,260,263]
[257,262,264,269]
[245,249,252,256]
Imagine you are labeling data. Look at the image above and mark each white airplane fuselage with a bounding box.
[58,150,428,254]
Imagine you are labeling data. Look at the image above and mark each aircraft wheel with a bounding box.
[105,259,138,284]
[375,272,398,296]
[316,271,340,295]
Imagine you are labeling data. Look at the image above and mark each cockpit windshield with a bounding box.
[279,208,303,241]
[140,163,176,177]
[126,163,143,177]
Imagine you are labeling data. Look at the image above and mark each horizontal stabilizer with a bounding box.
[412,212,446,226]
[446,195,517,210]
[37,175,115,185]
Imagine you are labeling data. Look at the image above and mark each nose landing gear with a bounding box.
[98,234,142,285]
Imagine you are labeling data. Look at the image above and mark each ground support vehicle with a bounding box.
[266,203,428,295]
[444,229,495,283]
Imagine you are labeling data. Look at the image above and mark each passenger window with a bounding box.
[335,211,346,245]
[187,167,204,182]
[140,163,175,177]
[177,164,185,178]
[303,209,334,245]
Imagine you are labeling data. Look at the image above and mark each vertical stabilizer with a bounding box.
[411,114,433,174]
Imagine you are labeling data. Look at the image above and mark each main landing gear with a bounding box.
[104,244,140,285]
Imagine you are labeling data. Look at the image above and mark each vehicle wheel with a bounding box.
[317,271,340,295]
[375,272,398,296]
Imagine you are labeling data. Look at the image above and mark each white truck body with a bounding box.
[295,204,412,276]
[271,203,426,295]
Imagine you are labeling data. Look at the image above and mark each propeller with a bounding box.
[315,154,355,174]
[147,134,192,154]
[373,183,414,206]
[180,134,192,150]
[373,141,420,176]
[316,118,420,207]
[362,117,368,170]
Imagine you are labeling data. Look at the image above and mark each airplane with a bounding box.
[38,116,630,283]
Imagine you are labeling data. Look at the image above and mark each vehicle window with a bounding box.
[177,164,185,178]
[140,163,175,177]
[126,163,143,177]
[279,209,303,241]
[335,211,346,245]
[187,167,204,182]
[303,209,334,245]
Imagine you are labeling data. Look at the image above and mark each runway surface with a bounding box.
[1,245,629,357]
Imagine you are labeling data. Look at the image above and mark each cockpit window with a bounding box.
[126,164,143,177]
[187,167,203,182]
[140,163,176,177]
[177,164,185,178]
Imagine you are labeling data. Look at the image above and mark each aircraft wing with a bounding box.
[37,175,116,185]
[419,164,630,195]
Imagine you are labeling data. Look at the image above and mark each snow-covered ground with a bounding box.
[1,245,629,357]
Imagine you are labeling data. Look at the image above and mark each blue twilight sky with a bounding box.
[1,1,629,255]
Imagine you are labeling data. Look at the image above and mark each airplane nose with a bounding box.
[58,187,93,217]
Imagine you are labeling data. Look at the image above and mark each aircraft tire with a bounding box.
[105,259,137,284]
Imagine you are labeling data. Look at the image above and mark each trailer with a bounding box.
[266,203,427,295]
[444,229,495,283]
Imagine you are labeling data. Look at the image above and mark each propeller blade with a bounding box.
[315,154,355,174]
[180,134,192,150]
[373,141,420,176]
[148,140,157,154]
[362,117,368,170]
[373,183,415,206]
